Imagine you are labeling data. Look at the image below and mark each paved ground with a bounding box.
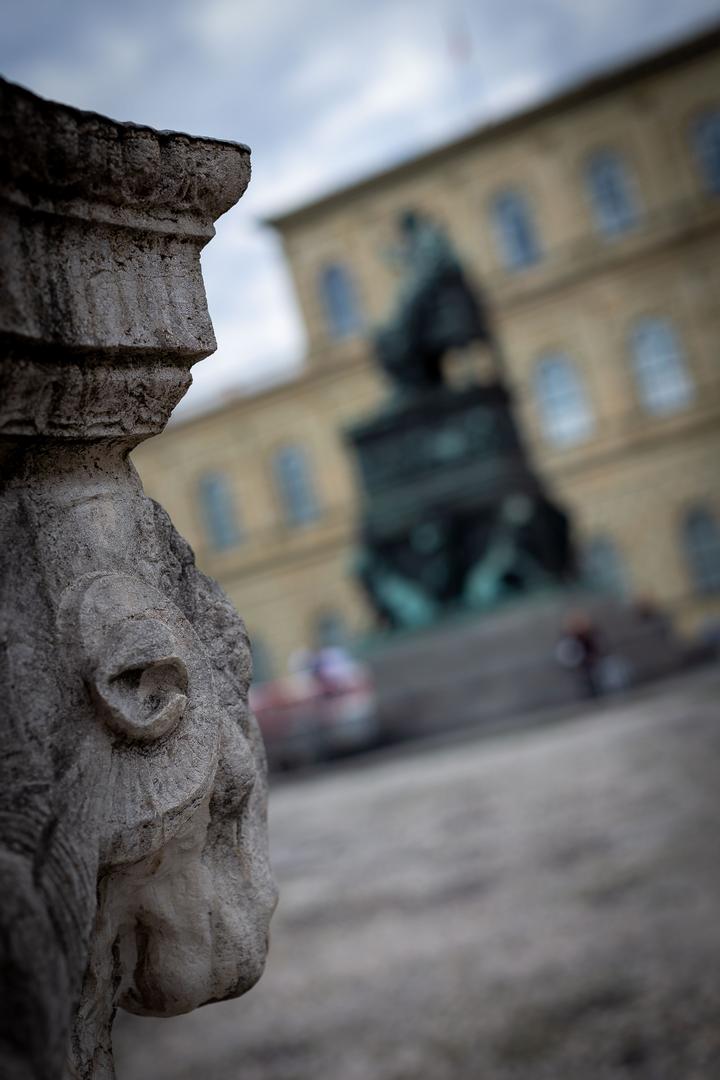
[114,666,720,1080]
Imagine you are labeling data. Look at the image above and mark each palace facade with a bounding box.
[134,25,720,679]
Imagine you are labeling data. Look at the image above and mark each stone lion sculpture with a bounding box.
[0,77,276,1079]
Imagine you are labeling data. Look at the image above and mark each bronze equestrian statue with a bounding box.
[374,210,498,393]
[347,209,574,630]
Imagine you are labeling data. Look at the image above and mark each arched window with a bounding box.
[692,108,720,193]
[273,444,320,526]
[630,317,693,415]
[683,506,720,594]
[490,189,541,270]
[581,536,629,596]
[314,609,348,649]
[319,263,362,338]
[585,149,639,235]
[198,471,242,551]
[250,635,273,685]
[534,354,595,447]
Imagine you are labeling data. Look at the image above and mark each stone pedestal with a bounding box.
[347,381,687,740]
[365,592,688,743]
[0,78,276,1079]
[346,381,574,629]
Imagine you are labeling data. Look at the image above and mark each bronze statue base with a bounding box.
[346,380,574,630]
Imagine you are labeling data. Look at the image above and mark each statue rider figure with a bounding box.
[374,210,498,394]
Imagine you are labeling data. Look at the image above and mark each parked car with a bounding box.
[250,650,378,771]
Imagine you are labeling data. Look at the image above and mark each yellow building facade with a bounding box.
[134,27,720,679]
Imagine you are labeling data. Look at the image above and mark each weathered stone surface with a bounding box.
[0,77,276,1080]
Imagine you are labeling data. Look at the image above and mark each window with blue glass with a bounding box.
[534,354,595,447]
[319,263,362,338]
[692,108,720,193]
[198,471,242,551]
[581,536,629,596]
[274,444,320,526]
[585,149,639,235]
[490,189,541,270]
[683,506,720,593]
[629,317,693,416]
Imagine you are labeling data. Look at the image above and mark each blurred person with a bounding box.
[311,643,357,694]
[555,611,604,698]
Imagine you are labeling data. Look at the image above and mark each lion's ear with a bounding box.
[57,571,219,865]
[92,619,188,743]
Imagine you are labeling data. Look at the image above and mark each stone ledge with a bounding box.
[0,77,250,234]
[0,77,252,439]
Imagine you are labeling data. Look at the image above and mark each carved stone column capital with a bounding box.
[0,75,250,442]
[0,78,275,1080]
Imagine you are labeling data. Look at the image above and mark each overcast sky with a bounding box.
[3,0,719,417]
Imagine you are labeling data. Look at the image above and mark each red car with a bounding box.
[250,650,378,771]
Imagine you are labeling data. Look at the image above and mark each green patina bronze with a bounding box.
[346,210,575,631]
[374,209,497,394]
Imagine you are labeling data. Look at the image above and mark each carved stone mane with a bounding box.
[0,78,276,1080]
